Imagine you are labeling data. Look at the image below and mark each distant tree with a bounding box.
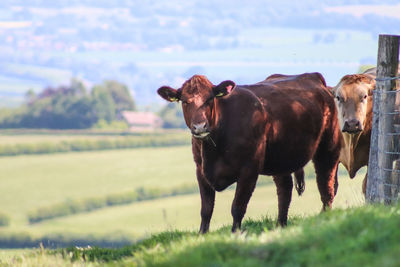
[91,85,116,123]
[0,78,98,129]
[158,103,186,129]
[0,78,136,129]
[69,77,87,96]
[358,65,375,74]
[24,88,36,105]
[64,96,96,128]
[95,80,136,113]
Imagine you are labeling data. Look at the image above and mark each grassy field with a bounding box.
[0,130,191,156]
[0,143,365,244]
[0,140,374,266]
[24,173,364,238]
[1,203,398,266]
[0,134,130,144]
[0,129,188,144]
[0,146,195,224]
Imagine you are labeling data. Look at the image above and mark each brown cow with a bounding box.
[158,73,341,233]
[332,67,400,194]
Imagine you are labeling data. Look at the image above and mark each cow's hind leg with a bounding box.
[313,132,340,211]
[273,174,293,226]
[294,169,305,196]
[231,168,258,232]
[334,167,339,196]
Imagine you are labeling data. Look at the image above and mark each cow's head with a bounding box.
[332,74,375,134]
[157,75,235,139]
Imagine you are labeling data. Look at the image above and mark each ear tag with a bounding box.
[215,92,224,97]
[169,97,178,102]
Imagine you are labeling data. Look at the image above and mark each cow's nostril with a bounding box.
[342,119,362,133]
[191,122,209,138]
[192,122,207,131]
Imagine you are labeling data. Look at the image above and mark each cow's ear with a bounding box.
[157,86,182,102]
[367,83,375,96]
[213,80,236,97]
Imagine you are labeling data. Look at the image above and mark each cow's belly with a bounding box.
[261,106,325,175]
[261,139,319,175]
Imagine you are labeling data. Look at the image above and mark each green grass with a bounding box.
[0,134,129,144]
[0,142,365,250]
[27,184,200,223]
[0,129,188,144]
[2,204,398,266]
[0,164,364,245]
[26,169,363,235]
[0,130,191,156]
[0,146,196,225]
[122,204,400,267]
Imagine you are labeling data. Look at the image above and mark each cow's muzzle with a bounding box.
[191,122,210,139]
[342,119,363,134]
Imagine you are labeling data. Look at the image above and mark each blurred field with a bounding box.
[0,146,195,224]
[23,173,364,238]
[0,129,188,144]
[0,134,128,144]
[0,143,365,243]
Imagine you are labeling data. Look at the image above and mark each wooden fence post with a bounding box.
[366,34,399,203]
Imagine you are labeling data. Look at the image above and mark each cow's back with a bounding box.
[240,73,338,175]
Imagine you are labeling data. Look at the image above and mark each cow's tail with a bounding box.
[294,169,305,196]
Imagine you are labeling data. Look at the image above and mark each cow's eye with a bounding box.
[336,96,343,102]
[359,95,368,102]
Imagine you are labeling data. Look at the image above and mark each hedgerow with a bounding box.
[0,134,190,156]
[27,180,274,224]
[28,184,198,224]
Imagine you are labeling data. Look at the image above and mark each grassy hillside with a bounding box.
[125,204,400,267]
[2,203,399,266]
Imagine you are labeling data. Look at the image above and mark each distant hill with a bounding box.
[0,0,398,107]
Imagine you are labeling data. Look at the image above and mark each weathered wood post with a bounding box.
[366,34,399,204]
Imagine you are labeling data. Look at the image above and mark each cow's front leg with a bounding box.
[197,168,215,234]
[231,168,258,232]
[273,174,293,226]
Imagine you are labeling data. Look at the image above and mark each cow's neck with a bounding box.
[339,131,370,178]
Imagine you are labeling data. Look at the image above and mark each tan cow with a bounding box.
[332,67,400,194]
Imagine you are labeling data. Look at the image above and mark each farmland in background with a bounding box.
[0,129,190,156]
[0,134,365,248]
